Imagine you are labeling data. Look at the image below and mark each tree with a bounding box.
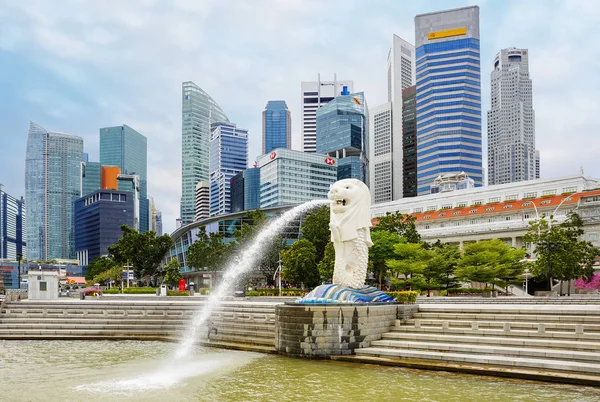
[186,228,229,275]
[372,211,421,243]
[107,225,173,282]
[93,265,123,287]
[455,239,525,291]
[232,210,268,247]
[387,240,430,289]
[301,205,331,261]
[369,230,403,289]
[317,242,335,282]
[523,211,598,293]
[163,258,181,287]
[430,243,461,295]
[85,256,119,281]
[257,235,287,286]
[281,239,320,288]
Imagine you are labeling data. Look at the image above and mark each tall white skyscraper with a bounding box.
[370,35,414,203]
[301,74,353,153]
[487,48,537,185]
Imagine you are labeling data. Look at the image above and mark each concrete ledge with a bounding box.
[275,304,417,358]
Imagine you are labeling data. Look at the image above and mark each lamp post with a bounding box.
[16,253,22,290]
[538,240,559,292]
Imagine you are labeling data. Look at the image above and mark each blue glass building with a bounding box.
[230,168,260,213]
[25,122,84,260]
[209,122,248,216]
[262,101,291,154]
[414,6,483,195]
[316,91,369,184]
[74,189,134,265]
[81,161,101,197]
[0,184,26,261]
[99,124,149,232]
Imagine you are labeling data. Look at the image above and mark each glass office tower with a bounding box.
[25,121,84,260]
[99,124,148,232]
[262,100,291,154]
[0,184,26,261]
[181,81,229,224]
[316,91,369,184]
[415,6,483,195]
[209,122,248,217]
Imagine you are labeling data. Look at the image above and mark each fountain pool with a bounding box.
[2,340,599,402]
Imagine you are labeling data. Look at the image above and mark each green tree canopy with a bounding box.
[92,265,122,286]
[300,205,330,261]
[369,230,403,288]
[281,239,319,289]
[317,241,335,282]
[429,243,461,294]
[85,256,119,281]
[186,227,229,274]
[163,258,182,287]
[372,211,421,243]
[387,241,430,280]
[107,225,173,280]
[258,235,288,286]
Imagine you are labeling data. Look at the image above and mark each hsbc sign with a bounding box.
[270,152,277,160]
[325,158,335,165]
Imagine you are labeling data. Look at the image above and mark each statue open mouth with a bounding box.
[335,199,347,206]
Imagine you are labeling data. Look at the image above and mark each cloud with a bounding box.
[0,0,599,236]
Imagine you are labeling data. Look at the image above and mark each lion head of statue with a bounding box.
[327,179,372,245]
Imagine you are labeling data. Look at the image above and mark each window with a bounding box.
[486,207,495,211]
[413,207,423,213]
[469,209,477,214]
[424,215,430,219]
[426,205,437,211]
[541,200,551,205]
[584,196,600,203]
[542,189,557,196]
[505,194,518,201]
[453,211,461,215]
[523,192,537,198]
[488,197,501,203]
[438,213,446,217]
[503,204,513,209]
[424,225,430,229]
[472,200,483,206]
[457,202,467,208]
[505,216,511,221]
[40,282,47,292]
[524,214,530,219]
[441,204,452,210]
[562,186,577,193]
[589,233,598,241]
[522,202,531,207]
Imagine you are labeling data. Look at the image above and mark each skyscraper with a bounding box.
[25,122,84,260]
[316,91,369,183]
[209,122,248,216]
[99,124,149,232]
[301,75,353,153]
[0,184,26,261]
[181,81,229,224]
[263,101,291,154]
[487,48,537,185]
[195,181,210,221]
[402,85,418,197]
[388,35,415,200]
[415,6,483,195]
[369,102,393,203]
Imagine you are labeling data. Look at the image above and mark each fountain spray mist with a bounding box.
[174,199,328,358]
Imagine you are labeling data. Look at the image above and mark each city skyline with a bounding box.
[1,0,599,234]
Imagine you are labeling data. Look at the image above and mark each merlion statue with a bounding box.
[328,178,373,289]
[297,179,394,303]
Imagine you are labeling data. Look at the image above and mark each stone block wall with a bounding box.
[275,303,417,358]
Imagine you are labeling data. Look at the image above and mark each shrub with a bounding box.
[385,291,419,304]
[167,290,190,296]
[196,288,211,295]
[574,273,600,290]
[123,287,157,294]
[447,287,484,295]
[103,288,119,294]
[246,288,304,297]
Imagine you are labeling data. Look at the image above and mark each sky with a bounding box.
[1,0,599,235]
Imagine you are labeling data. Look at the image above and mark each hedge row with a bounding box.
[167,290,190,296]
[123,287,157,294]
[246,288,304,297]
[384,291,419,304]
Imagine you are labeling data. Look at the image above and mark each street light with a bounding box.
[538,240,559,292]
[16,253,22,290]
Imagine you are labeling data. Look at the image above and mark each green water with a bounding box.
[1,340,598,402]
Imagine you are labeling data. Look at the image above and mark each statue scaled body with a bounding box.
[328,179,373,289]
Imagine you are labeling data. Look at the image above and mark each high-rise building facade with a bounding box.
[402,85,418,197]
[388,35,415,200]
[99,124,149,232]
[25,122,84,260]
[154,210,163,236]
[415,6,483,195]
[257,148,337,208]
[230,168,261,213]
[369,102,393,204]
[487,47,537,185]
[0,184,26,261]
[209,122,248,216]
[263,101,291,154]
[74,189,134,265]
[301,75,353,152]
[316,92,369,184]
[195,181,210,221]
[81,161,101,197]
[181,81,229,224]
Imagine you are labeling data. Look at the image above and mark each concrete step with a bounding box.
[369,339,600,363]
[404,319,600,332]
[354,347,600,375]
[413,312,600,323]
[417,304,600,316]
[390,325,600,341]
[381,331,600,352]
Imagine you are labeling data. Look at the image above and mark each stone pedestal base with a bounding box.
[275,303,418,358]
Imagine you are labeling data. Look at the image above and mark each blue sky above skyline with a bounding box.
[1,0,599,235]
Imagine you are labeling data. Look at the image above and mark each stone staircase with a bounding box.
[0,300,277,352]
[340,303,600,386]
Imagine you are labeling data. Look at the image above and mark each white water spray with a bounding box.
[174,199,328,358]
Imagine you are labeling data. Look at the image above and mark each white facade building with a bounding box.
[372,175,600,252]
[301,75,353,153]
[369,102,393,204]
[488,48,538,185]
[195,181,210,221]
[388,35,415,201]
